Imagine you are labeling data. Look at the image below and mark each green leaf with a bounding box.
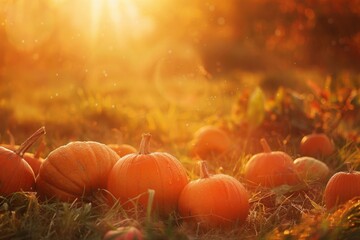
[247,87,265,127]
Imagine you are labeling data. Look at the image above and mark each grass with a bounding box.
[0,66,359,239]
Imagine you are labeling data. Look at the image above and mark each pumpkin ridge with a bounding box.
[38,171,83,196]
[3,153,34,194]
[125,155,137,203]
[94,144,109,188]
[67,142,99,188]
[37,176,79,201]
[47,148,85,190]
[95,143,118,188]
[1,152,20,194]
[152,153,166,209]
[4,154,20,192]
[37,164,84,195]
[83,143,99,190]
[113,154,136,204]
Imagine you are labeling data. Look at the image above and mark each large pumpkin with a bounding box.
[107,133,188,216]
[36,141,119,202]
[324,169,360,210]
[178,161,249,229]
[0,127,45,196]
[244,138,300,188]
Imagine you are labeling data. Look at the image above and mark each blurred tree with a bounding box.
[196,0,360,75]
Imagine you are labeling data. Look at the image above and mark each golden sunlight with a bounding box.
[89,0,144,41]
[63,0,155,44]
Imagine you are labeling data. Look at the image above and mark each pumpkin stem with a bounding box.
[199,161,210,178]
[34,138,46,158]
[139,133,151,155]
[15,127,46,157]
[260,138,272,153]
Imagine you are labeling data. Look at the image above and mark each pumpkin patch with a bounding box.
[1,2,360,238]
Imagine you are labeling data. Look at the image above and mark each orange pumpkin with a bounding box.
[294,156,330,182]
[300,133,335,157]
[324,169,360,210]
[189,125,232,160]
[107,144,137,157]
[0,127,45,196]
[23,152,44,176]
[1,130,46,176]
[107,133,188,216]
[178,161,249,229]
[103,226,143,240]
[244,138,300,188]
[36,141,119,202]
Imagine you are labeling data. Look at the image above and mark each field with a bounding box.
[1,1,360,240]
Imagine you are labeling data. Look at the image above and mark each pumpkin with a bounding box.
[1,130,45,176]
[178,161,249,228]
[244,138,300,188]
[107,133,188,216]
[294,156,330,182]
[103,226,143,240]
[324,168,360,210]
[0,127,45,196]
[189,125,232,160]
[300,133,335,157]
[23,151,45,176]
[36,141,119,202]
[107,144,137,157]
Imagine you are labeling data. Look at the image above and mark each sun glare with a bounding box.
[87,0,153,43]
[3,0,155,53]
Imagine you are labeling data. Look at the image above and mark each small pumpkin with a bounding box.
[189,125,232,160]
[107,144,137,157]
[300,133,335,157]
[244,138,300,188]
[23,150,45,176]
[294,156,330,182]
[178,161,249,229]
[103,226,143,240]
[36,141,119,202]
[324,166,360,210]
[107,133,188,216]
[0,127,45,196]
